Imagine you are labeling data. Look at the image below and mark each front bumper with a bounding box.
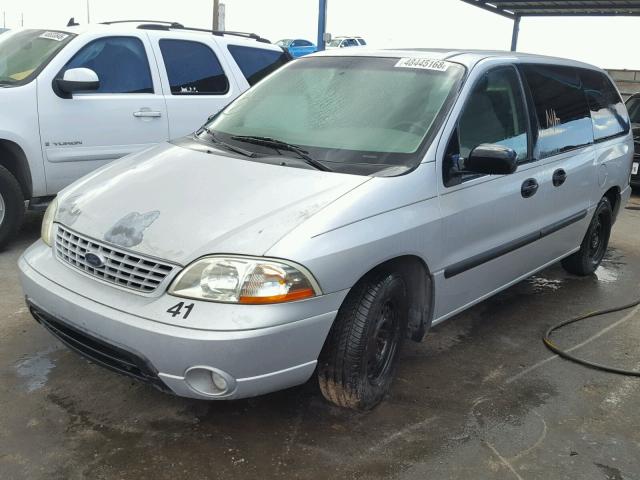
[19,242,346,400]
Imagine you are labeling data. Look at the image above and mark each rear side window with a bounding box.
[520,65,593,158]
[581,69,629,141]
[159,39,229,95]
[63,36,153,94]
[227,45,289,86]
[357,39,367,45]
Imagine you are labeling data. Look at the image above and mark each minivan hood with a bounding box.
[55,142,370,265]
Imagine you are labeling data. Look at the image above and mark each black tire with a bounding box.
[561,197,612,276]
[317,273,408,410]
[0,164,25,251]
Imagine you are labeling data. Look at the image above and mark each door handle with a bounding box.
[521,178,539,198]
[552,168,567,187]
[133,110,162,118]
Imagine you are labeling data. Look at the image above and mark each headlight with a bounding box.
[41,198,58,247]
[169,256,321,304]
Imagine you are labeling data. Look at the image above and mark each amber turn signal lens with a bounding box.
[238,288,315,305]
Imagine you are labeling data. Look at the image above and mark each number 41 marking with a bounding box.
[166,301,195,319]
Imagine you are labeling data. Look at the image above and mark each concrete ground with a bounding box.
[1,193,640,480]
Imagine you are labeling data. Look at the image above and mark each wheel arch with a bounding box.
[0,139,32,200]
[603,186,621,221]
[344,254,434,342]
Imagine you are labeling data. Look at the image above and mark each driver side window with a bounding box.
[61,36,153,94]
[444,66,529,186]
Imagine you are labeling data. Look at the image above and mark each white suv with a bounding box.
[0,21,289,248]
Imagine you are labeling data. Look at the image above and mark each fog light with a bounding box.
[211,371,228,391]
[184,367,236,397]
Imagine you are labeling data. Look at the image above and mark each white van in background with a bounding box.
[0,21,290,248]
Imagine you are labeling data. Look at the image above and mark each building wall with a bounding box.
[607,69,640,100]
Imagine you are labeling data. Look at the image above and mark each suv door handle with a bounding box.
[133,110,162,118]
[521,178,539,198]
[552,168,567,187]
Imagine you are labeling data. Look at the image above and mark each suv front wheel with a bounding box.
[318,272,408,410]
[0,165,25,250]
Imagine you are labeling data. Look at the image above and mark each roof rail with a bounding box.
[99,20,271,43]
[101,20,184,28]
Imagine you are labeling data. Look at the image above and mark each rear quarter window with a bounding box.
[520,64,593,158]
[580,69,629,141]
[227,44,289,86]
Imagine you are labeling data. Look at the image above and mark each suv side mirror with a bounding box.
[56,68,100,96]
[465,144,518,175]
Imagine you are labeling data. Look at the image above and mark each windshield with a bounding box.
[0,29,75,86]
[276,39,292,47]
[328,39,343,47]
[202,56,465,175]
[627,96,640,124]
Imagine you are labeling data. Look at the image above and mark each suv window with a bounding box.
[628,96,640,124]
[357,39,367,46]
[581,69,629,141]
[520,65,593,158]
[159,39,229,95]
[444,66,528,186]
[62,36,153,94]
[227,45,289,86]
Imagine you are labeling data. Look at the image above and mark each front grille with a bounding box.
[55,225,176,294]
[29,303,170,392]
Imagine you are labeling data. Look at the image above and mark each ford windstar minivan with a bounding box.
[20,49,634,410]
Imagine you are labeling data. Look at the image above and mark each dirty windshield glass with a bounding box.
[0,29,75,86]
[203,56,465,175]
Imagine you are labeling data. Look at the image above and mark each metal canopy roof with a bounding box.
[461,1,640,50]
[461,0,640,18]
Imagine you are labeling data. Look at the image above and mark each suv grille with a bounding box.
[55,225,176,294]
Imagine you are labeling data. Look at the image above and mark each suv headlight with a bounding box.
[41,198,58,247]
[168,256,321,304]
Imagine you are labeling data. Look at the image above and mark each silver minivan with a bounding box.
[19,49,634,410]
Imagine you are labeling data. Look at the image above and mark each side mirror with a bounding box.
[465,144,518,175]
[55,68,99,96]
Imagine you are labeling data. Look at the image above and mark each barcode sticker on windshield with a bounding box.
[39,31,69,42]
[395,58,449,71]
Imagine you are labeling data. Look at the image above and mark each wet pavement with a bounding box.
[1,193,640,480]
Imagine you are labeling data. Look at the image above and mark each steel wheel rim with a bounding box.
[0,191,5,226]
[367,300,400,384]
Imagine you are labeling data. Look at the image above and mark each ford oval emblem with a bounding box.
[85,252,106,269]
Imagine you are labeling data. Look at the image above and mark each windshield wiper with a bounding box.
[230,135,333,172]
[201,128,257,158]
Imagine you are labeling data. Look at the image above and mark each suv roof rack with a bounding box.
[99,20,271,44]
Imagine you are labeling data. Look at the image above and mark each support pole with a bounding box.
[510,15,520,51]
[212,0,220,31]
[317,0,327,51]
